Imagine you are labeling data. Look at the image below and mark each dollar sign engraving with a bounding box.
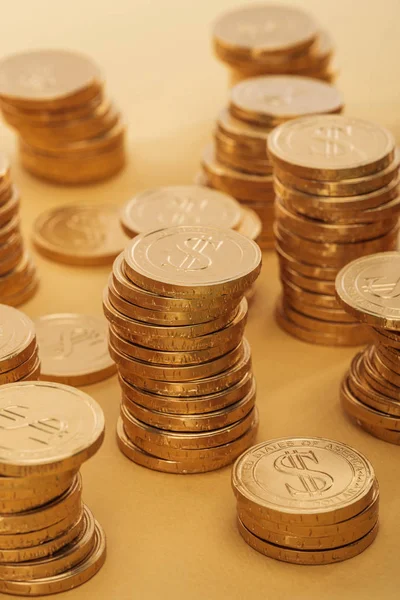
[62,214,106,250]
[0,405,68,447]
[310,126,365,160]
[274,449,334,498]
[163,236,223,271]
[361,276,400,300]
[45,327,103,359]
[160,196,208,226]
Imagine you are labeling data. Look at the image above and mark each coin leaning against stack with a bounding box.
[212,4,337,86]
[0,49,125,184]
[268,114,400,346]
[232,437,379,564]
[0,381,106,596]
[337,252,400,444]
[103,225,262,473]
[199,75,344,250]
[0,304,40,383]
[0,157,38,306]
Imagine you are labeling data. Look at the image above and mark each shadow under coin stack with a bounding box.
[212,5,336,87]
[0,305,40,383]
[268,115,400,346]
[103,225,262,474]
[337,253,400,444]
[232,437,379,564]
[0,49,125,184]
[0,381,106,596]
[199,75,344,251]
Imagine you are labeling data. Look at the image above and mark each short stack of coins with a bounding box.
[0,304,40,383]
[232,437,379,565]
[0,50,125,184]
[0,158,38,306]
[0,381,106,596]
[103,225,262,474]
[337,252,400,444]
[268,114,400,346]
[212,4,336,86]
[199,75,344,250]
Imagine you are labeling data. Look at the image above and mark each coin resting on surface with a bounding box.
[0,304,36,372]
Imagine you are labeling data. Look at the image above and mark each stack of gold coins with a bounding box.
[268,115,400,345]
[212,5,336,86]
[232,437,379,565]
[0,304,40,383]
[0,381,106,596]
[103,225,261,473]
[0,50,125,184]
[0,157,38,306]
[337,252,400,444]
[199,75,344,250]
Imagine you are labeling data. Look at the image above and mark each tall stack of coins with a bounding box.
[120,185,261,243]
[0,157,38,306]
[268,115,400,345]
[232,437,379,564]
[103,225,261,473]
[0,305,40,383]
[199,75,344,250]
[0,381,106,596]
[337,253,400,444]
[0,50,125,184]
[212,5,336,86]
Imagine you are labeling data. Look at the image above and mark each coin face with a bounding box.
[0,50,102,102]
[0,304,36,371]
[32,205,130,265]
[230,76,344,123]
[0,381,105,476]
[34,314,116,385]
[120,186,242,235]
[268,116,395,178]
[213,5,318,54]
[123,226,262,296]
[335,252,400,328]
[233,437,375,520]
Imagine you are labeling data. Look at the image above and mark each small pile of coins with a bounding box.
[0,50,125,184]
[120,185,261,243]
[268,114,400,345]
[232,437,379,565]
[0,304,40,383]
[0,381,106,596]
[337,252,400,444]
[199,75,344,250]
[103,225,261,473]
[0,157,38,306]
[212,5,336,86]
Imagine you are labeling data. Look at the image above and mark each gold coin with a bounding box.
[32,204,130,266]
[237,207,262,241]
[233,436,376,525]
[1,276,39,309]
[237,517,378,564]
[0,381,104,477]
[336,252,400,329]
[0,347,39,385]
[375,345,400,375]
[0,215,20,245]
[0,93,104,124]
[370,326,400,349]
[0,304,36,372]
[0,251,34,295]
[268,116,395,180]
[341,377,400,431]
[123,226,261,298]
[217,108,270,147]
[0,49,103,109]
[276,243,337,281]
[280,266,335,295]
[282,298,356,330]
[0,520,106,596]
[121,186,242,237]
[34,313,115,386]
[0,476,73,514]
[0,187,19,227]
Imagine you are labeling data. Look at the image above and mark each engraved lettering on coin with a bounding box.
[274,449,334,498]
[163,237,223,271]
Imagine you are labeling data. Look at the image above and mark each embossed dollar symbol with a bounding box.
[274,449,334,498]
[64,214,106,249]
[163,236,223,271]
[361,276,400,300]
[162,196,208,226]
[50,327,102,358]
[310,125,364,159]
[0,405,68,446]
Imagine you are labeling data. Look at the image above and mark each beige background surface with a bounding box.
[0,1,399,598]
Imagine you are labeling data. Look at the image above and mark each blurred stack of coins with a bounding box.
[0,49,125,184]
[337,253,400,444]
[212,5,336,86]
[268,115,400,346]
[0,381,106,596]
[199,75,344,250]
[0,157,38,306]
[0,304,40,383]
[103,225,262,473]
[232,437,379,564]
